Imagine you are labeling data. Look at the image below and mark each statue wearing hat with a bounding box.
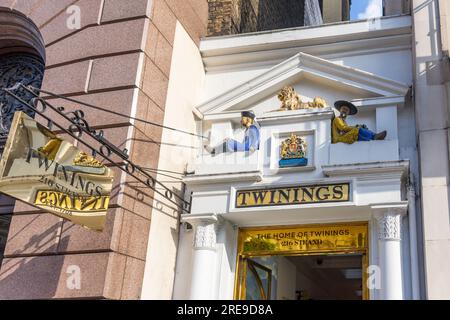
[204,111,260,155]
[332,101,387,144]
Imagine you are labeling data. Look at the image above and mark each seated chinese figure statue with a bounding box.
[204,111,260,155]
[332,100,387,144]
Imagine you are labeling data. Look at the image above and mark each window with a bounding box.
[0,53,45,142]
[0,215,11,265]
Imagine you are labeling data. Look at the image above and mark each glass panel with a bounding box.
[245,266,263,300]
[245,259,272,300]
[254,264,270,298]
[0,214,12,267]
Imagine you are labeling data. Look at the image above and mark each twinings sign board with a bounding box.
[235,183,350,208]
[239,223,367,255]
[0,112,114,231]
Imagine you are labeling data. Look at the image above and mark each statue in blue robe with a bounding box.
[204,111,260,155]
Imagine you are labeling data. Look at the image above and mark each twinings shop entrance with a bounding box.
[235,223,369,300]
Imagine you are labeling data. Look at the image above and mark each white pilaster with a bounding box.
[181,213,218,300]
[372,203,408,300]
[376,105,398,140]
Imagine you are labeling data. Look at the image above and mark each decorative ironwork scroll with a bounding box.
[0,111,114,231]
[2,85,191,214]
[0,54,44,139]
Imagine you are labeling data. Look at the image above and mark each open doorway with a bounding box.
[289,254,363,300]
[239,253,365,300]
[235,223,369,300]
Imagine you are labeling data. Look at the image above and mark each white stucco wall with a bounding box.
[276,256,297,300]
[332,50,413,85]
[413,0,450,299]
[141,22,205,299]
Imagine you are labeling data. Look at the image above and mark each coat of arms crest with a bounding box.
[279,133,308,167]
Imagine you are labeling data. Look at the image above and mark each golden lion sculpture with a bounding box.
[277,86,327,111]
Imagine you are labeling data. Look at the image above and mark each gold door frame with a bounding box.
[234,222,369,300]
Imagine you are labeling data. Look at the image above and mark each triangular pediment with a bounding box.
[196,52,410,117]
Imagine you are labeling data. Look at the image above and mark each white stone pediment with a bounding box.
[196,52,410,118]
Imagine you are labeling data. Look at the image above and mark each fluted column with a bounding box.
[181,213,218,300]
[372,203,408,300]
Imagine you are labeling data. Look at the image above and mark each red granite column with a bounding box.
[0,0,207,299]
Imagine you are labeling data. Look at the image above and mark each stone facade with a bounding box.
[207,0,413,37]
[0,0,207,300]
[207,0,322,36]
[384,0,411,16]
[0,0,449,301]
[321,0,350,23]
[413,0,450,299]
[207,0,236,36]
[175,10,417,299]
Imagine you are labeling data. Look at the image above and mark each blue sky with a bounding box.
[350,0,383,20]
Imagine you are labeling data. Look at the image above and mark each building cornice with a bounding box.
[351,96,408,109]
[183,170,263,185]
[181,213,218,225]
[257,108,335,125]
[322,160,410,179]
[200,15,412,71]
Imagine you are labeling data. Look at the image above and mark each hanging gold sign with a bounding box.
[236,183,350,208]
[0,112,114,231]
[239,223,367,255]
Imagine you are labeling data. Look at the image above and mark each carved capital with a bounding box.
[376,213,402,240]
[193,223,217,249]
[181,213,218,250]
[372,203,407,241]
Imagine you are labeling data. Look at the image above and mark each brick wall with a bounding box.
[207,0,320,36]
[257,0,305,31]
[207,0,236,36]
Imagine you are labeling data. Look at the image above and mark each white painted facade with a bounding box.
[412,0,450,299]
[167,15,423,300]
[141,22,205,299]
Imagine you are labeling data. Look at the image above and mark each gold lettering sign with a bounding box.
[236,183,350,208]
[239,223,367,255]
[34,191,110,212]
[0,112,114,231]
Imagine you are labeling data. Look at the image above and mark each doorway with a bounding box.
[234,223,369,300]
[239,253,364,300]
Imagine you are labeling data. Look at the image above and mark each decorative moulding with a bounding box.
[200,15,412,71]
[322,160,409,179]
[370,202,409,216]
[181,213,218,228]
[183,170,263,185]
[258,108,334,125]
[202,109,334,123]
[351,96,407,109]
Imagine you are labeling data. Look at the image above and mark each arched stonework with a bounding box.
[0,8,45,268]
[0,7,46,59]
[0,7,45,142]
